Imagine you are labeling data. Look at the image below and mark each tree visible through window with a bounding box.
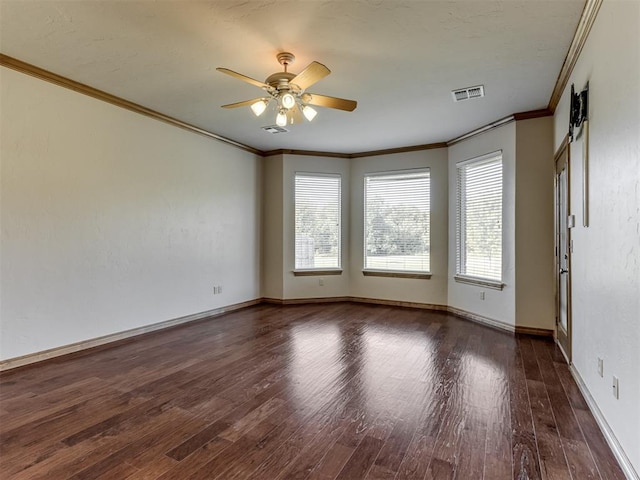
[295,173,341,269]
[456,153,502,281]
[364,169,430,272]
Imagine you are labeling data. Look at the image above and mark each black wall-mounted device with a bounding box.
[569,82,589,142]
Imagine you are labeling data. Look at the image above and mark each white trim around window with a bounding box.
[363,168,431,276]
[455,151,504,287]
[294,172,342,272]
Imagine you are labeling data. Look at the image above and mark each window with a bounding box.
[364,169,430,273]
[294,173,341,270]
[456,152,503,283]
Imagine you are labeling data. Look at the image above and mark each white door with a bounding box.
[555,141,571,362]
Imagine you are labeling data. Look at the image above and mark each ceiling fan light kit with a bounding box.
[217,52,357,128]
[302,105,317,121]
[276,109,288,127]
[280,92,296,109]
[250,99,268,116]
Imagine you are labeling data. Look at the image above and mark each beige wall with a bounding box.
[553,1,640,472]
[349,149,449,306]
[445,118,556,332]
[515,117,555,330]
[260,126,555,335]
[261,154,284,299]
[2,64,559,362]
[447,122,517,326]
[0,66,262,360]
[260,148,449,305]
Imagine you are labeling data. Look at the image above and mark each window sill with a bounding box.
[363,270,431,279]
[293,269,343,277]
[454,275,504,290]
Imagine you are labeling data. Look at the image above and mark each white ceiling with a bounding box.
[0,1,585,154]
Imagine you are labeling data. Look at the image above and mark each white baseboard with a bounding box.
[0,298,261,372]
[0,296,553,372]
[263,296,552,337]
[446,305,515,333]
[569,365,639,480]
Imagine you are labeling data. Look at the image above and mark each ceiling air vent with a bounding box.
[262,125,289,134]
[451,85,485,102]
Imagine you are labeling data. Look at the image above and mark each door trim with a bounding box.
[554,135,572,363]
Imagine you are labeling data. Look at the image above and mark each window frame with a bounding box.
[362,168,432,279]
[293,172,343,275]
[454,151,504,289]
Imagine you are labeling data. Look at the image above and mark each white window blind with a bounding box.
[364,169,430,272]
[456,153,503,281]
[295,173,341,269]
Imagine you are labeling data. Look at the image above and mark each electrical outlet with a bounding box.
[480,291,485,300]
[319,278,324,286]
[598,357,603,377]
[218,285,222,294]
[612,376,619,399]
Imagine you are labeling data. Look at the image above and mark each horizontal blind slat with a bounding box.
[456,157,502,281]
[295,174,341,269]
[364,170,430,272]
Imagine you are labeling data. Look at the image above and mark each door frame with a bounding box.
[554,135,572,363]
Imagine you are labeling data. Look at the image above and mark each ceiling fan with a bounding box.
[217,52,357,127]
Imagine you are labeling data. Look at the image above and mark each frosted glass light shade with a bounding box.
[250,100,268,116]
[302,105,317,121]
[276,110,287,127]
[281,93,295,109]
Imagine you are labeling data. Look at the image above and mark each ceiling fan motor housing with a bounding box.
[265,73,302,111]
[267,53,302,98]
[265,72,297,90]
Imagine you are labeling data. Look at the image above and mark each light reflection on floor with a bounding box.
[288,321,344,407]
[285,308,513,436]
[286,316,441,424]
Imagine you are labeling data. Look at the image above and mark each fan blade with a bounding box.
[290,61,331,91]
[216,68,271,89]
[301,93,357,112]
[221,98,267,108]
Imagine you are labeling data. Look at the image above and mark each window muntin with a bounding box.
[456,153,503,282]
[294,173,341,270]
[364,169,430,273]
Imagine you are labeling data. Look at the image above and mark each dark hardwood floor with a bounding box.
[0,303,626,479]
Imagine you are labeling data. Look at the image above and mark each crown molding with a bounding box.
[261,148,350,159]
[447,115,515,146]
[0,53,262,156]
[547,0,603,112]
[446,107,554,147]
[2,52,567,158]
[349,142,448,158]
[270,109,550,156]
[513,108,553,121]
[264,142,448,159]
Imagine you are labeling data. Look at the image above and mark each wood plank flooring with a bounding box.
[0,303,626,479]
